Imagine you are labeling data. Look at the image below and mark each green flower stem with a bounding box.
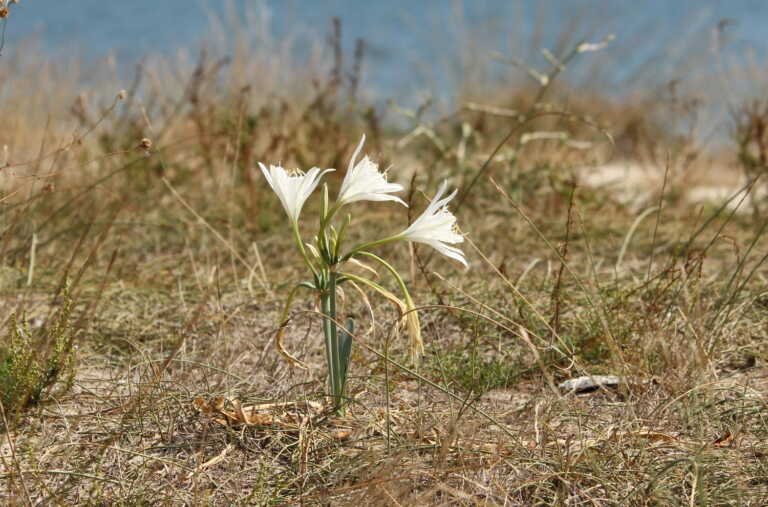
[317,186,332,259]
[321,270,344,412]
[338,272,406,309]
[355,251,422,359]
[355,251,413,307]
[292,222,318,277]
[333,214,352,261]
[345,235,403,260]
[323,201,343,227]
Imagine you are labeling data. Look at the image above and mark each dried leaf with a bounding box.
[194,397,225,413]
[630,430,678,443]
[275,322,310,370]
[712,431,734,447]
[194,397,318,427]
[231,399,248,423]
[196,444,232,472]
[331,430,351,440]
[193,398,210,412]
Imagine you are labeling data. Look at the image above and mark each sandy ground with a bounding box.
[577,161,766,211]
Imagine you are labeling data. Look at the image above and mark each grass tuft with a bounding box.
[0,291,76,415]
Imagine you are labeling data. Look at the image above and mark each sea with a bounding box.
[3,0,767,108]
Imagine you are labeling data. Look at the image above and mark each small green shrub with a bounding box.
[0,296,77,414]
[435,348,522,394]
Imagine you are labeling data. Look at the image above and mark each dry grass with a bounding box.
[1,8,768,506]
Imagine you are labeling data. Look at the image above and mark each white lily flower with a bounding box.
[397,181,467,267]
[258,163,334,224]
[336,135,406,207]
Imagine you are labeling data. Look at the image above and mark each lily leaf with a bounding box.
[338,318,354,387]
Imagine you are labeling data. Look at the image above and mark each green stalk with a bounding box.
[356,251,411,303]
[321,270,344,413]
[356,251,423,359]
[292,222,318,278]
[344,234,403,260]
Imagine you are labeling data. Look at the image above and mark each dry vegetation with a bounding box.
[1,6,768,505]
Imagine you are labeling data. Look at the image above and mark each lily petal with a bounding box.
[397,181,468,267]
[258,163,334,223]
[336,135,407,207]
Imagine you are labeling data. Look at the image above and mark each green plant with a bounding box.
[436,348,521,393]
[262,135,467,414]
[0,294,77,415]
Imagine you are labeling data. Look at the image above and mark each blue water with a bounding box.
[3,0,767,103]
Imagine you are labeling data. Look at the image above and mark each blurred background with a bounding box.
[7,1,768,110]
[3,1,768,198]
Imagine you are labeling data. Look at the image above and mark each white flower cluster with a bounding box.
[258,134,467,266]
